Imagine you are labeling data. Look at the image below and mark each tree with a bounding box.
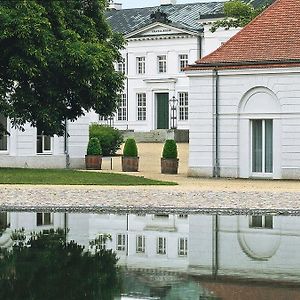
[210,0,270,33]
[0,0,124,136]
[0,228,121,299]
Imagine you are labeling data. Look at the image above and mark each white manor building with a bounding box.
[0,0,269,169]
[99,0,245,132]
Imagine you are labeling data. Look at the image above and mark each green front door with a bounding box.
[156,93,169,129]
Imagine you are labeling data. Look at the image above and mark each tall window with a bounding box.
[137,93,146,121]
[252,119,273,174]
[157,55,167,73]
[179,54,188,72]
[249,215,273,229]
[157,237,166,255]
[37,128,52,154]
[116,234,126,251]
[117,94,127,121]
[117,58,126,74]
[136,235,145,253]
[179,92,188,121]
[0,115,8,151]
[178,237,188,256]
[37,213,53,226]
[137,57,145,74]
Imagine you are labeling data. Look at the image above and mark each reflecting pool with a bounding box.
[0,211,300,299]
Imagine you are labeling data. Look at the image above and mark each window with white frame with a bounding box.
[249,215,273,229]
[136,235,145,253]
[0,115,8,151]
[179,54,188,72]
[36,213,53,226]
[157,55,167,73]
[117,94,127,121]
[137,57,145,74]
[179,92,188,121]
[157,237,166,255]
[116,234,126,251]
[178,237,188,256]
[137,93,146,121]
[36,128,52,154]
[117,58,126,74]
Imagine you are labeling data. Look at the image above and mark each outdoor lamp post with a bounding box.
[169,96,178,129]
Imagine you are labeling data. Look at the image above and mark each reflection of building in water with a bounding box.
[3,212,300,284]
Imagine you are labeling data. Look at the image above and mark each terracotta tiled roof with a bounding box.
[189,0,300,70]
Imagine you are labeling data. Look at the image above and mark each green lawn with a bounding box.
[0,168,177,186]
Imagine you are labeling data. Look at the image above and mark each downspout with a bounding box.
[126,52,129,130]
[64,118,70,169]
[213,69,220,178]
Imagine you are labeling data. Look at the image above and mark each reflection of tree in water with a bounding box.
[0,229,120,300]
[0,212,9,236]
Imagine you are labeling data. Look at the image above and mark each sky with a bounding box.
[120,0,224,9]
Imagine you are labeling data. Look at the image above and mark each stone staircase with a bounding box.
[122,129,189,143]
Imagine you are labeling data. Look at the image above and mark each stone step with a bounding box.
[121,129,189,143]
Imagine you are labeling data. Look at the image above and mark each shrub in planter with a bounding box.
[85,137,102,170]
[89,124,123,156]
[122,138,139,172]
[161,139,179,174]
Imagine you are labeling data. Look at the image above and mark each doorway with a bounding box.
[251,119,273,175]
[156,93,169,129]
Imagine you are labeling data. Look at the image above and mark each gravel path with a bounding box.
[2,143,300,215]
[1,185,300,215]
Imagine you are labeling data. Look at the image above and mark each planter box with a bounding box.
[85,155,102,170]
[122,156,139,172]
[161,158,179,174]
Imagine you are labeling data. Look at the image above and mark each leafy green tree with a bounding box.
[0,228,121,299]
[0,0,124,136]
[210,0,271,32]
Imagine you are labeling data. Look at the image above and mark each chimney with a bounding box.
[160,0,177,5]
[108,0,122,10]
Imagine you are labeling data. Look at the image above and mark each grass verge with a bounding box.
[0,168,177,186]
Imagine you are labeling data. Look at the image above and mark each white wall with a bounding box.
[188,68,300,179]
[97,24,239,132]
[0,114,89,169]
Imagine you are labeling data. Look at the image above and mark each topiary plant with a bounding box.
[89,124,123,156]
[162,139,178,159]
[87,137,102,156]
[123,138,138,157]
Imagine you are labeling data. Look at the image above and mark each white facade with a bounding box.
[98,22,239,132]
[187,67,300,179]
[0,112,91,168]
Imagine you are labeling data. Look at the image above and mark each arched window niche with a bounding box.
[238,87,281,179]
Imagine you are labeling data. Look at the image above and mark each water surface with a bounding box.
[0,211,300,299]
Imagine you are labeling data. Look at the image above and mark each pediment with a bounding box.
[126,22,198,39]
